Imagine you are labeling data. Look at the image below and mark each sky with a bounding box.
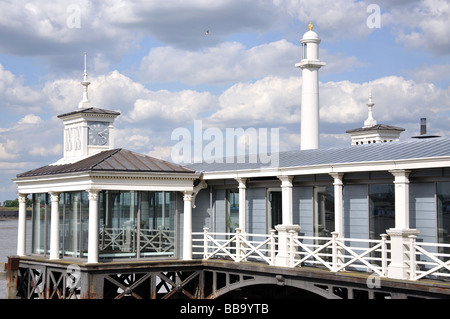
[0,0,449,202]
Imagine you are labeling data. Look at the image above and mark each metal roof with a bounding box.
[57,107,120,118]
[346,124,405,133]
[16,148,195,178]
[187,136,450,173]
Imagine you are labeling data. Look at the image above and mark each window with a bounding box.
[59,191,89,258]
[31,193,50,255]
[267,189,282,231]
[99,191,177,259]
[313,186,335,237]
[369,184,395,239]
[302,43,307,59]
[226,189,239,233]
[437,182,450,245]
[139,191,176,258]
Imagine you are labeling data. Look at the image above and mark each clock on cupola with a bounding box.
[54,53,120,165]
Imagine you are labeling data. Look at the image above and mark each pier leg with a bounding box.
[5,256,19,299]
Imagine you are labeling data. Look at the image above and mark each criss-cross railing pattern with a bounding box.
[194,228,277,265]
[193,228,450,282]
[288,232,388,276]
[408,236,450,281]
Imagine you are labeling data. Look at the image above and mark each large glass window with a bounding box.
[139,191,176,258]
[226,189,239,233]
[369,184,395,239]
[313,186,335,237]
[59,192,89,258]
[31,193,50,255]
[99,191,177,259]
[437,182,450,245]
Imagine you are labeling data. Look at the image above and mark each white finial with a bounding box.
[364,81,377,127]
[78,52,91,109]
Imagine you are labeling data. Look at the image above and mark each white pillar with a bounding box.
[275,225,301,267]
[49,192,60,260]
[87,190,100,263]
[386,169,419,279]
[389,169,411,229]
[296,24,325,150]
[16,193,28,256]
[236,178,247,232]
[329,173,344,236]
[183,192,193,260]
[278,176,294,225]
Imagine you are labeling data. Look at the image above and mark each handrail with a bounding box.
[193,229,450,282]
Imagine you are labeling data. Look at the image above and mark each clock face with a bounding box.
[88,121,109,145]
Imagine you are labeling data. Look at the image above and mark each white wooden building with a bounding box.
[12,27,450,285]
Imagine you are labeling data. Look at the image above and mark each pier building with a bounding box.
[9,27,450,299]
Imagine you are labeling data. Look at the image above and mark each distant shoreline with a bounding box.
[0,211,31,220]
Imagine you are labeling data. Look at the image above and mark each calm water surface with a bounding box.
[0,219,31,299]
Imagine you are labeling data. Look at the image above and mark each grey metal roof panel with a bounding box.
[57,107,120,118]
[346,124,405,133]
[16,149,195,178]
[187,136,450,172]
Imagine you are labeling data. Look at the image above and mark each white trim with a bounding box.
[196,156,450,180]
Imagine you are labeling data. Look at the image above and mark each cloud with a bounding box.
[0,64,45,113]
[208,76,302,127]
[17,114,42,125]
[138,40,300,85]
[138,40,365,85]
[124,90,217,125]
[383,0,450,55]
[281,0,372,41]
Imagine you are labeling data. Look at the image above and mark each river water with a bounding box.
[0,219,31,299]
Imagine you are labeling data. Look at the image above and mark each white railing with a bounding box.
[100,227,175,254]
[192,228,277,265]
[408,235,450,281]
[193,229,450,282]
[289,232,389,277]
[192,228,389,275]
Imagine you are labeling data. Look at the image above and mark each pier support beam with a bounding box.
[16,193,28,256]
[49,192,60,260]
[88,190,100,263]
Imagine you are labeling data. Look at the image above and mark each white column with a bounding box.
[278,176,293,225]
[49,192,60,260]
[389,169,411,229]
[16,193,28,256]
[300,67,320,150]
[236,178,247,232]
[386,169,419,279]
[87,190,100,263]
[329,173,344,236]
[183,192,193,260]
